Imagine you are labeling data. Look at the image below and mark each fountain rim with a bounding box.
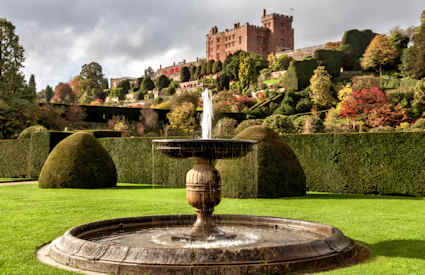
[152,138,258,144]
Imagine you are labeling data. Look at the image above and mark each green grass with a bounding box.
[1,183,425,274]
[263,78,281,85]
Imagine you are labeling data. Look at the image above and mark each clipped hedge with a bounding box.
[99,137,192,187]
[283,132,425,196]
[217,126,306,198]
[0,139,30,178]
[39,132,117,188]
[340,29,376,70]
[313,49,344,77]
[283,58,318,91]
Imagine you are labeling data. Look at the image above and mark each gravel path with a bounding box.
[0,180,38,186]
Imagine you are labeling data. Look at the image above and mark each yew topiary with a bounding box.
[39,132,117,188]
[216,126,306,198]
[18,125,47,139]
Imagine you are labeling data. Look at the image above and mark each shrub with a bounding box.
[18,125,47,140]
[216,126,306,198]
[295,98,313,113]
[412,118,425,129]
[234,119,263,134]
[39,132,117,188]
[292,115,324,134]
[158,75,171,89]
[270,54,293,71]
[167,102,197,136]
[262,114,295,135]
[213,118,238,138]
[313,49,344,77]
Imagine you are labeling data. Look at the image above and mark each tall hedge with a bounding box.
[340,29,377,70]
[99,137,191,187]
[0,139,30,178]
[283,58,318,91]
[283,132,425,196]
[313,49,344,77]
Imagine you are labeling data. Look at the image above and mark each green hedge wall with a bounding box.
[283,132,425,196]
[99,137,191,187]
[313,49,344,78]
[0,139,30,178]
[340,29,376,70]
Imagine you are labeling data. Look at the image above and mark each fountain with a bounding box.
[38,89,359,274]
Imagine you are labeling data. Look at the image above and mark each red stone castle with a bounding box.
[206,9,294,62]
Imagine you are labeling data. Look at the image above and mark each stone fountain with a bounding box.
[38,89,358,274]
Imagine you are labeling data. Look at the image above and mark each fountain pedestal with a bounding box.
[172,157,235,241]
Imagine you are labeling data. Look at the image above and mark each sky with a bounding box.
[0,0,423,90]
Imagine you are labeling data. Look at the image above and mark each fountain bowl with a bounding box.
[39,214,357,275]
[152,139,257,159]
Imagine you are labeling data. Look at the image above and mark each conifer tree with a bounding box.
[310,66,334,107]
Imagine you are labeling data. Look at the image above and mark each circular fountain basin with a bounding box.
[152,139,257,159]
[42,214,356,274]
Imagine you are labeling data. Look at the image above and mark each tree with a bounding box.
[200,61,207,77]
[310,66,334,107]
[117,79,130,96]
[21,74,36,101]
[141,76,155,92]
[51,82,75,104]
[45,85,54,103]
[388,26,410,62]
[212,60,222,74]
[0,18,25,98]
[158,74,170,89]
[180,66,190,82]
[361,34,398,75]
[206,60,215,75]
[70,75,81,97]
[28,74,36,94]
[409,10,425,79]
[238,55,257,94]
[79,62,104,97]
[270,54,293,71]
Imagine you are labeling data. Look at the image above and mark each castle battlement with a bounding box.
[206,9,294,62]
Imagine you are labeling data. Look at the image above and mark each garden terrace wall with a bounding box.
[283,132,425,196]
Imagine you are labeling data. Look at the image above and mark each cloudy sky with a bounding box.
[0,0,423,90]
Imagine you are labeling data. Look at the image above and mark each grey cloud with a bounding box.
[0,0,423,89]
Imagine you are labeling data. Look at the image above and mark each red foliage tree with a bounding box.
[367,103,409,127]
[51,83,75,104]
[338,87,389,120]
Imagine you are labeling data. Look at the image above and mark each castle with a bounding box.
[206,9,294,62]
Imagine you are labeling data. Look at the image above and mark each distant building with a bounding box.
[155,58,204,81]
[206,9,294,62]
[110,77,138,89]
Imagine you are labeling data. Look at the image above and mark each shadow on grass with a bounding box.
[366,239,425,260]
[282,193,423,201]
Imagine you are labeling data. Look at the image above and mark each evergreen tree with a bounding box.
[79,62,104,97]
[206,60,215,75]
[45,85,54,103]
[212,60,222,74]
[0,18,25,98]
[141,76,155,91]
[180,66,190,82]
[158,74,171,89]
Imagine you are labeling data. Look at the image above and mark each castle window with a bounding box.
[216,38,220,42]
[239,36,242,44]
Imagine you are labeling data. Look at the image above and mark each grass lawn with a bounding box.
[263,78,280,85]
[1,183,425,274]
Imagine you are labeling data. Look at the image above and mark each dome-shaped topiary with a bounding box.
[18,125,47,139]
[39,132,117,188]
[216,125,306,198]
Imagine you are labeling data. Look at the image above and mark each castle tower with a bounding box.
[261,9,294,54]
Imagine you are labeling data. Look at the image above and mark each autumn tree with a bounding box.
[51,82,75,104]
[0,18,25,98]
[79,62,104,98]
[70,75,81,97]
[310,66,334,107]
[361,34,398,75]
